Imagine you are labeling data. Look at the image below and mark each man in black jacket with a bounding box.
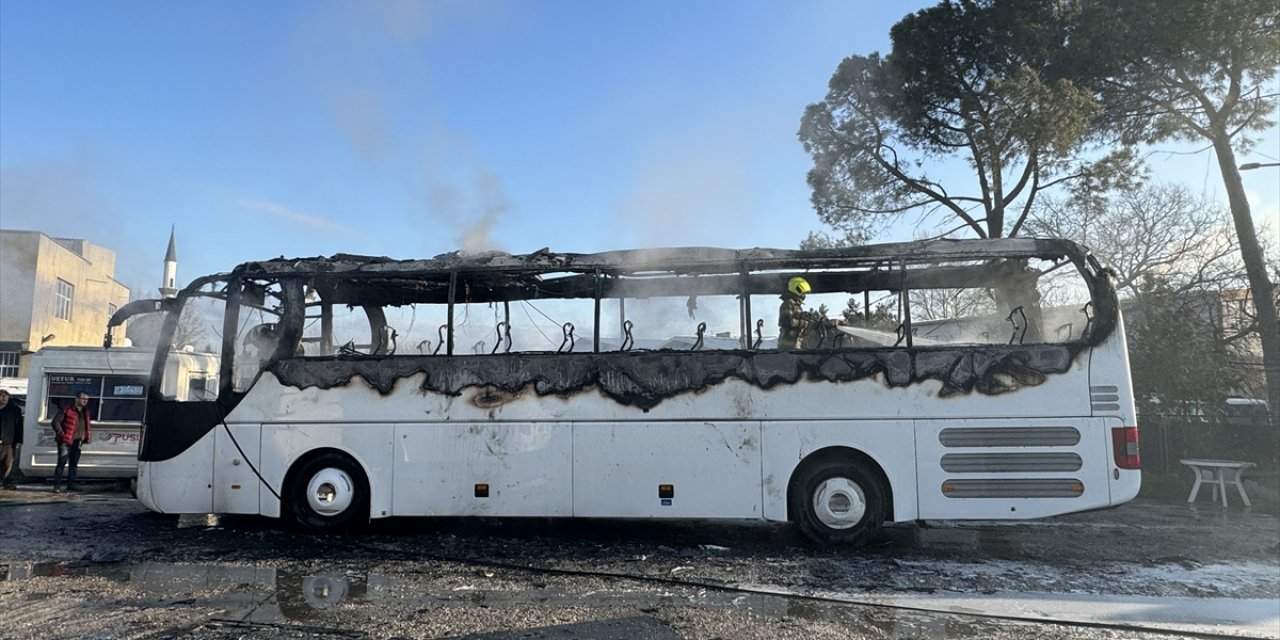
[0,389,23,489]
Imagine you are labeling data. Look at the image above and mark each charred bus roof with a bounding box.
[176,238,1108,308]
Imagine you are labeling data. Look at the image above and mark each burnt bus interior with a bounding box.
[109,238,1117,458]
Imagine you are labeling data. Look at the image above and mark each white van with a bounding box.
[20,346,218,480]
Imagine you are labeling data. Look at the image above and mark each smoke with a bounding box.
[235,198,355,235]
[430,166,509,253]
[458,210,501,254]
[0,154,159,290]
[286,2,515,256]
[286,1,466,161]
[612,137,751,249]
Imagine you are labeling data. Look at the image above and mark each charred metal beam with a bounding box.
[229,238,1086,281]
[288,259,1046,308]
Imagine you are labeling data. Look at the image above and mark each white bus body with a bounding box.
[20,346,218,480]
[129,239,1140,545]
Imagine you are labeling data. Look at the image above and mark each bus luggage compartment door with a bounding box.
[393,422,573,517]
[572,421,763,519]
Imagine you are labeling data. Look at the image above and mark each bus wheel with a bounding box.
[286,453,370,532]
[791,459,885,546]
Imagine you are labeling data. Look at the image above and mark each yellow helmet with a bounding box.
[788,277,811,297]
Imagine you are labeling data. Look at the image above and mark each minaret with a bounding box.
[159,226,178,298]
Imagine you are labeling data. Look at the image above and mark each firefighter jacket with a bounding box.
[778,293,809,349]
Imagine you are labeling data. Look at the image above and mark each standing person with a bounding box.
[53,392,92,493]
[0,389,23,489]
[778,277,811,350]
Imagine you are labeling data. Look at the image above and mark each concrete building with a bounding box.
[0,230,131,378]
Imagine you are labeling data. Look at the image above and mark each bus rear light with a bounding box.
[1111,426,1140,470]
[474,483,489,498]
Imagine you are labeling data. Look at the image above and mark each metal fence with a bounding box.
[1139,413,1278,474]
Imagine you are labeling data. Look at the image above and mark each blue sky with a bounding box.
[1,0,1276,298]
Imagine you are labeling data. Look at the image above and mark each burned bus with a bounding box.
[121,238,1139,545]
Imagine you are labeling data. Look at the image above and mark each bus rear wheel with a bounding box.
[286,452,370,532]
[791,459,885,546]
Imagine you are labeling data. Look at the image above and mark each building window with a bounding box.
[55,279,74,321]
[108,303,117,318]
[0,352,18,378]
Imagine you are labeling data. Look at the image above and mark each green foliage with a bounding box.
[799,229,867,251]
[1129,278,1242,415]
[842,299,898,331]
[799,0,1134,241]
[1070,0,1279,147]
[1070,0,1280,427]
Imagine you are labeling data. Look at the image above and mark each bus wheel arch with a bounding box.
[283,449,371,532]
[787,447,891,546]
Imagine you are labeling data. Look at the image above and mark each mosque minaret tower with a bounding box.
[159,226,178,298]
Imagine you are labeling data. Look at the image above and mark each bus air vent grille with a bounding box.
[941,479,1084,498]
[940,453,1082,473]
[938,427,1080,448]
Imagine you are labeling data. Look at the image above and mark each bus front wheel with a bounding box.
[286,452,370,532]
[791,459,885,546]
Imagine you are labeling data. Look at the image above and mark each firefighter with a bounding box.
[778,276,811,349]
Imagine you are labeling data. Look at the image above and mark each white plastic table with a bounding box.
[1180,459,1256,507]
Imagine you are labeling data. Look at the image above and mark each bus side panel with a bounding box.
[392,423,573,517]
[760,421,917,524]
[213,424,262,514]
[572,422,762,519]
[1088,314,1141,507]
[915,417,1112,519]
[137,435,215,514]
[258,423,395,520]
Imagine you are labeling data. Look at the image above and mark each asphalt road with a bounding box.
[1,482,1278,640]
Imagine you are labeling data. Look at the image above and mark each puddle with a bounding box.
[0,560,1060,638]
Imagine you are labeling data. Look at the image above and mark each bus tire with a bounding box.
[790,458,885,546]
[286,452,370,532]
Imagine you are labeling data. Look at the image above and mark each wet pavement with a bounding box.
[1,481,1278,639]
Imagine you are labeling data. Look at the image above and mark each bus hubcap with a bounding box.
[812,477,866,530]
[306,468,355,516]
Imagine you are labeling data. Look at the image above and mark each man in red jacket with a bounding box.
[53,391,92,493]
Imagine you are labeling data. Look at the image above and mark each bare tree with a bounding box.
[170,311,208,352]
[1026,183,1246,299]
[1029,182,1270,403]
[909,288,996,322]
